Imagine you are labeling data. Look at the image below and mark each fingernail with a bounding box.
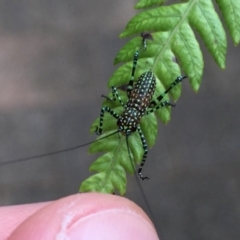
[64,209,159,240]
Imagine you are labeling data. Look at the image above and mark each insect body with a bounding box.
[95,42,187,180]
[0,37,186,183]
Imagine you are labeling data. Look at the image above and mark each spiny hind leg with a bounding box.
[127,38,147,98]
[147,75,187,112]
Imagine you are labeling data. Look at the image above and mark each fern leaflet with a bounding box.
[80,0,240,195]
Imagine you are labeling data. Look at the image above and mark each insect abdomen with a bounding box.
[128,71,156,113]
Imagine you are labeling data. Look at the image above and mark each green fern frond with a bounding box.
[80,0,240,195]
[135,0,166,9]
[216,0,240,45]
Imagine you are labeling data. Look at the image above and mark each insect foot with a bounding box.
[140,176,150,181]
[169,102,176,107]
[138,169,150,180]
[94,126,102,135]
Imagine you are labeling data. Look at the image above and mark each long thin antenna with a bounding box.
[0,130,119,166]
[126,136,165,240]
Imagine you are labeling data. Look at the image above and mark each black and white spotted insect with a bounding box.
[95,37,187,180]
[0,35,186,182]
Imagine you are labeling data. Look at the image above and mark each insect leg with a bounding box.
[127,51,140,97]
[148,75,187,110]
[137,126,150,180]
[101,86,125,107]
[146,100,175,115]
[127,40,147,97]
[95,107,119,135]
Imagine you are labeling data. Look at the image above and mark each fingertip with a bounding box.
[8,193,159,240]
[0,202,51,239]
[66,204,158,240]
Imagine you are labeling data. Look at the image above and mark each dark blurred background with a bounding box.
[0,1,240,239]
